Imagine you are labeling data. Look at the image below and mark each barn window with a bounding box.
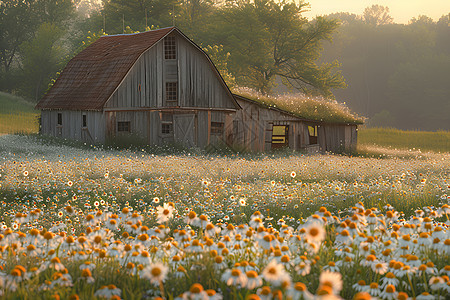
[272,125,289,149]
[82,114,87,128]
[308,125,318,144]
[165,82,178,106]
[161,113,173,134]
[57,113,62,126]
[117,121,130,132]
[211,122,224,135]
[164,36,176,59]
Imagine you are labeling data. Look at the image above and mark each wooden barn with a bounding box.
[36,27,362,153]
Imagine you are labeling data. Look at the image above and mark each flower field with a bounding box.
[0,135,449,300]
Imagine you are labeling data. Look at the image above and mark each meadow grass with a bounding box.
[0,135,448,299]
[358,127,450,153]
[0,92,40,134]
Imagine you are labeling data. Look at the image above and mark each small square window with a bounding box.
[272,125,289,149]
[162,123,173,134]
[165,82,178,106]
[211,122,224,135]
[164,36,176,59]
[161,113,173,135]
[118,121,130,132]
[57,113,62,126]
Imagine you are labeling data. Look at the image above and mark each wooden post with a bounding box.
[207,111,211,145]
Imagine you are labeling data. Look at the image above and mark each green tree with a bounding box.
[0,0,76,92]
[363,5,393,27]
[321,10,449,130]
[33,0,76,26]
[436,14,450,55]
[101,0,178,33]
[0,0,36,76]
[203,44,235,88]
[20,23,65,102]
[387,54,450,130]
[74,0,102,18]
[176,0,216,39]
[207,0,345,96]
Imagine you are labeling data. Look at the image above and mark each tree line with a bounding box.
[1,1,448,130]
[318,8,450,131]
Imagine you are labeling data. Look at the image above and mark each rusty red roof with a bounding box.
[36,27,175,110]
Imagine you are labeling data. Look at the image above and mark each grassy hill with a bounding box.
[0,92,40,134]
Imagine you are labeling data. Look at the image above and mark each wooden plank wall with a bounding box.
[105,44,161,109]
[233,99,302,152]
[350,125,358,151]
[41,110,105,143]
[113,111,148,139]
[299,124,309,149]
[209,111,224,145]
[40,110,51,135]
[149,111,160,145]
[40,107,357,151]
[104,32,236,110]
[197,111,208,148]
[232,98,358,153]
[105,110,166,146]
[321,125,347,152]
[177,37,236,109]
[318,125,327,151]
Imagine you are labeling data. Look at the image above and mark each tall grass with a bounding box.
[0,92,40,134]
[233,87,365,124]
[358,127,450,153]
[0,112,39,134]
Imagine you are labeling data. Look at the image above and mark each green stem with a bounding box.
[406,273,416,298]
[422,271,429,292]
[159,280,166,299]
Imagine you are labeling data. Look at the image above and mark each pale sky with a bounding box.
[302,0,450,23]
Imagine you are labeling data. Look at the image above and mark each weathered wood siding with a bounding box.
[103,109,231,149]
[104,32,236,110]
[232,98,358,153]
[177,37,236,109]
[320,125,348,153]
[40,110,105,143]
[102,31,237,148]
[104,44,161,109]
[233,98,303,152]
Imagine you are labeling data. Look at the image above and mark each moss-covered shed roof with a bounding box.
[233,89,364,125]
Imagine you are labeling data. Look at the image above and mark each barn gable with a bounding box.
[36,27,239,111]
[104,29,239,110]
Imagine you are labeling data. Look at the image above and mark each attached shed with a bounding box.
[231,95,359,153]
[36,27,362,153]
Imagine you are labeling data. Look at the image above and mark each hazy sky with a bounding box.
[303,0,450,23]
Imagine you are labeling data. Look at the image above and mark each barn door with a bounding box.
[174,114,196,148]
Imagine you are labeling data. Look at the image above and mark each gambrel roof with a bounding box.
[36,27,239,111]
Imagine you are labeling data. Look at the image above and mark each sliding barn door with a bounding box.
[174,114,196,148]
